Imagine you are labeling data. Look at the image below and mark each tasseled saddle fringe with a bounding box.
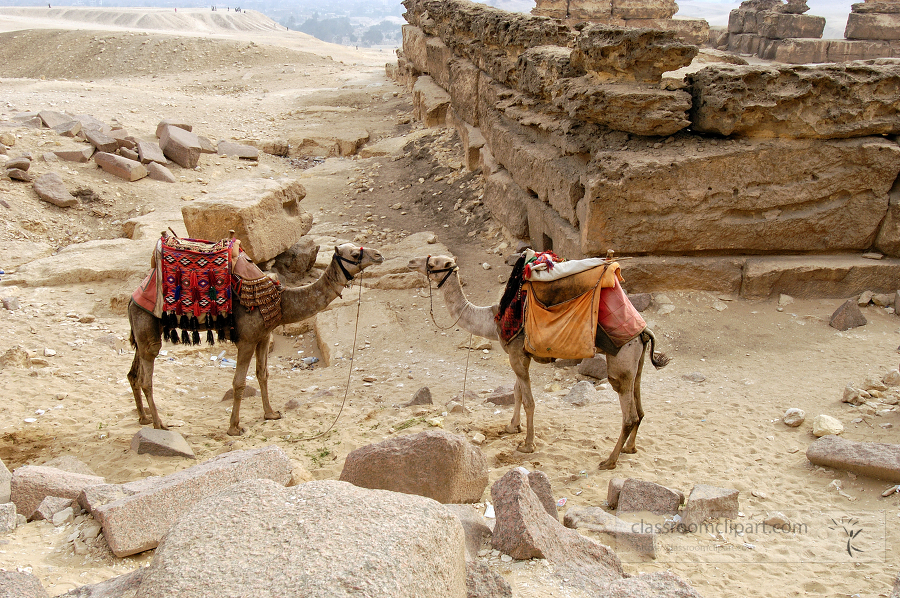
[240,276,283,330]
[161,312,236,346]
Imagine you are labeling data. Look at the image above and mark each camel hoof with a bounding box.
[265,411,282,421]
[598,460,617,471]
[155,423,169,431]
[139,416,152,425]
[516,442,535,454]
[622,447,637,454]
[227,426,245,436]
[504,424,522,434]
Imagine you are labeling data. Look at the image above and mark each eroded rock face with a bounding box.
[181,177,311,263]
[688,63,900,139]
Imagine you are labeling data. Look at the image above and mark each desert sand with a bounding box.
[0,7,898,598]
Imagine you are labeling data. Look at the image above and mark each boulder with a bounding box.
[146,162,177,183]
[38,110,73,129]
[688,63,900,139]
[812,414,844,437]
[830,300,868,331]
[339,430,488,504]
[10,465,105,520]
[57,568,146,598]
[527,470,558,520]
[490,467,624,593]
[484,385,515,406]
[136,141,168,166]
[680,484,740,530]
[158,124,201,169]
[0,459,10,503]
[0,502,16,534]
[577,355,609,379]
[32,496,76,522]
[807,435,900,482]
[7,168,31,182]
[272,237,319,281]
[0,571,48,598]
[91,445,292,557]
[444,504,493,559]
[616,478,684,516]
[217,140,259,160]
[563,505,658,557]
[404,386,434,406]
[181,178,312,263]
[134,479,467,598]
[32,172,78,208]
[607,477,626,509]
[783,408,806,427]
[53,146,94,163]
[155,119,192,138]
[94,152,148,182]
[564,380,601,406]
[83,129,119,154]
[130,428,195,459]
[465,562,512,598]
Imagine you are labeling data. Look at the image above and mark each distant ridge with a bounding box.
[0,7,284,34]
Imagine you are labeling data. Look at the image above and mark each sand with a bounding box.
[0,7,898,597]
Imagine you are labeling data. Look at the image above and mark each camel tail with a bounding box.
[641,330,670,370]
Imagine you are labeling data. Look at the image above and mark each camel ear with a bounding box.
[334,245,340,254]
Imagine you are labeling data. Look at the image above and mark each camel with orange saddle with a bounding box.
[408,251,669,470]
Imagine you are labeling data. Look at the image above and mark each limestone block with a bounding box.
[728,9,760,33]
[688,63,900,138]
[426,36,453,89]
[83,129,118,154]
[94,152,148,182]
[525,191,583,258]
[92,446,293,557]
[448,57,481,127]
[484,169,531,239]
[53,146,94,163]
[569,0,614,19]
[514,46,579,100]
[32,172,78,208]
[551,75,692,136]
[563,506,658,557]
[412,75,451,127]
[681,485,739,529]
[623,18,711,46]
[402,25,428,73]
[757,12,825,39]
[807,435,900,482]
[217,141,259,160]
[52,120,81,137]
[611,0,678,20]
[876,198,900,256]
[159,124,201,168]
[146,162,177,183]
[4,239,151,287]
[155,119,192,138]
[38,110,72,129]
[136,140,168,165]
[570,24,698,84]
[846,12,900,39]
[532,0,570,18]
[728,32,767,55]
[741,255,900,298]
[182,178,311,263]
[624,256,745,294]
[448,110,485,171]
[826,39,898,62]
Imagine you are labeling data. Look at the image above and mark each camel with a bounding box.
[128,243,384,436]
[408,254,669,470]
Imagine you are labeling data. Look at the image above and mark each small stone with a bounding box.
[657,304,675,315]
[43,348,57,357]
[712,301,728,311]
[482,263,491,270]
[829,300,867,331]
[783,408,805,427]
[404,387,433,407]
[883,370,900,387]
[7,168,32,182]
[763,512,791,527]
[861,252,884,260]
[5,157,30,171]
[778,294,794,307]
[812,414,844,437]
[858,290,874,306]
[628,293,651,312]
[472,432,486,445]
[52,507,75,526]
[2,297,20,311]
[654,293,673,305]
[683,372,706,383]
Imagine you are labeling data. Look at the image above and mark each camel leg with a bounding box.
[598,339,642,470]
[228,343,255,436]
[505,378,524,434]
[623,339,648,454]
[256,333,280,421]
[508,349,535,453]
[127,353,151,425]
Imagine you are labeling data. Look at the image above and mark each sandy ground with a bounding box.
[0,8,899,598]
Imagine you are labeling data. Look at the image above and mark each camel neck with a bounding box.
[439,272,501,341]
[279,261,348,324]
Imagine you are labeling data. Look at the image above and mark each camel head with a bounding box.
[333,243,384,279]
[407,255,458,287]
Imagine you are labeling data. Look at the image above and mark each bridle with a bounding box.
[425,255,458,289]
[333,247,365,285]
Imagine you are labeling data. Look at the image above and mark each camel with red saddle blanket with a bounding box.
[128,241,383,436]
[408,252,669,470]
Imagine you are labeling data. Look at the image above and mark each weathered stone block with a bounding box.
[448,58,481,127]
[426,36,453,89]
[688,63,900,138]
[611,0,677,20]
[564,506,658,557]
[616,478,684,516]
[53,146,94,163]
[38,110,72,129]
[181,177,311,262]
[681,484,740,529]
[33,172,78,208]
[130,428,196,459]
[146,162,177,183]
[758,12,825,38]
[846,11,900,39]
[624,256,745,294]
[412,75,451,127]
[570,24,697,84]
[159,124,201,168]
[11,466,105,520]
[742,255,900,298]
[0,460,10,504]
[136,140,168,165]
[155,119,192,138]
[94,152,148,182]
[402,25,428,73]
[580,138,900,257]
[514,46,579,100]
[807,435,900,482]
[728,8,760,33]
[569,0,614,19]
[217,141,259,160]
[92,446,293,557]
[623,18,711,45]
[83,129,119,154]
[483,170,530,239]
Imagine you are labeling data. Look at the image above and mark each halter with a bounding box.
[425,255,458,288]
[333,247,364,283]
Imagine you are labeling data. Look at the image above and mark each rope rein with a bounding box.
[294,250,365,442]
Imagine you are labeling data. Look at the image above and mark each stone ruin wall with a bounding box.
[391,0,900,297]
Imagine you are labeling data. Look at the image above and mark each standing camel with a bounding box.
[128,243,383,436]
[408,254,669,470]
